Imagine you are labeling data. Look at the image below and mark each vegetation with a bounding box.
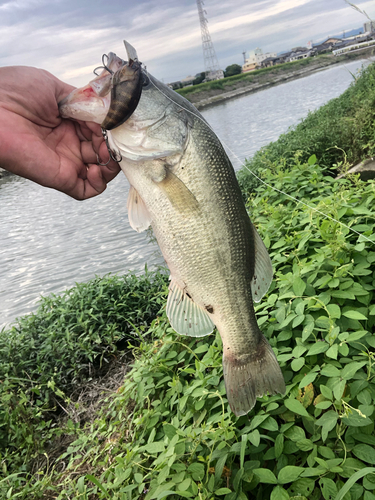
[224,64,242,78]
[1,63,375,499]
[238,61,375,196]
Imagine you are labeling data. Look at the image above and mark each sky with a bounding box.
[0,0,374,87]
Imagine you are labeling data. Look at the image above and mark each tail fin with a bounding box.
[223,335,285,416]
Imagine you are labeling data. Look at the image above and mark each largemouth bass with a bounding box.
[59,41,285,416]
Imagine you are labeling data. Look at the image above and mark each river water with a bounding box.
[0,59,370,329]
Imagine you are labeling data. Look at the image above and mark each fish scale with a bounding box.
[58,40,285,416]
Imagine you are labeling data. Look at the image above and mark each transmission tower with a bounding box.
[196,0,223,81]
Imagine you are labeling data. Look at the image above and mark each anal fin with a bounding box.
[127,185,152,232]
[166,279,215,337]
[251,223,273,303]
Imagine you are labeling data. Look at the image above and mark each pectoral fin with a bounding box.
[127,185,152,232]
[251,223,273,303]
[154,169,200,214]
[166,279,215,337]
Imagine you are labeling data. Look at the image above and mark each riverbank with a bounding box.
[179,49,375,110]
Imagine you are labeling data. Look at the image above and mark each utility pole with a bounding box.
[196,0,223,80]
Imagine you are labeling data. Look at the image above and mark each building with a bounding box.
[242,48,277,72]
[180,75,196,87]
[287,48,315,62]
[364,21,375,33]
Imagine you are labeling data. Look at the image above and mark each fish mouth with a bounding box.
[59,83,111,123]
[58,52,125,124]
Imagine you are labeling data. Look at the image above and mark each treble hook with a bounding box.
[93,54,115,76]
[99,127,123,163]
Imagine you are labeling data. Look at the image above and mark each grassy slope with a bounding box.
[1,64,375,500]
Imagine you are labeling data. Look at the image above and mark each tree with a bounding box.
[224,64,242,77]
[193,72,206,85]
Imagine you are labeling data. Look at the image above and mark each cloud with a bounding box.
[0,0,373,86]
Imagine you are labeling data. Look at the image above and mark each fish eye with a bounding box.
[142,73,150,87]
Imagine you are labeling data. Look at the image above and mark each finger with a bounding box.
[81,140,98,164]
[75,121,93,142]
[84,121,103,137]
[85,164,107,197]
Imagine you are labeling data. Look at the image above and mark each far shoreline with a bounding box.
[183,50,375,110]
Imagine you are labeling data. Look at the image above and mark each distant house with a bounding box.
[180,75,196,87]
[323,37,341,45]
[275,52,293,64]
[242,47,277,73]
[364,21,375,33]
[313,43,334,54]
[242,62,258,72]
[287,48,315,62]
[259,56,279,68]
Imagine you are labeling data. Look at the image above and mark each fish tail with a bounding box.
[223,335,285,416]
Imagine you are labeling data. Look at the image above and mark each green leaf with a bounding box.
[291,358,305,372]
[284,399,310,417]
[315,411,338,442]
[271,485,289,500]
[248,429,260,447]
[146,442,165,454]
[320,384,333,399]
[298,371,318,388]
[319,477,337,500]
[296,439,314,451]
[240,435,247,469]
[335,468,375,500]
[163,424,176,440]
[307,342,329,356]
[341,361,367,380]
[278,466,304,484]
[215,454,228,485]
[321,365,340,377]
[275,434,284,458]
[326,304,341,319]
[86,475,108,494]
[325,344,338,359]
[156,490,178,500]
[215,488,232,496]
[253,468,278,484]
[293,278,306,296]
[342,310,367,320]
[187,463,205,481]
[308,154,317,165]
[353,445,375,465]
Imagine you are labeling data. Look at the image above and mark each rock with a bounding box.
[337,158,375,181]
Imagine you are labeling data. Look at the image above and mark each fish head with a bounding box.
[59,42,195,162]
[109,71,194,161]
[58,52,124,123]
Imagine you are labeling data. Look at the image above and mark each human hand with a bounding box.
[0,66,121,200]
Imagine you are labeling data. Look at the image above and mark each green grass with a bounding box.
[1,63,375,500]
[238,61,375,196]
